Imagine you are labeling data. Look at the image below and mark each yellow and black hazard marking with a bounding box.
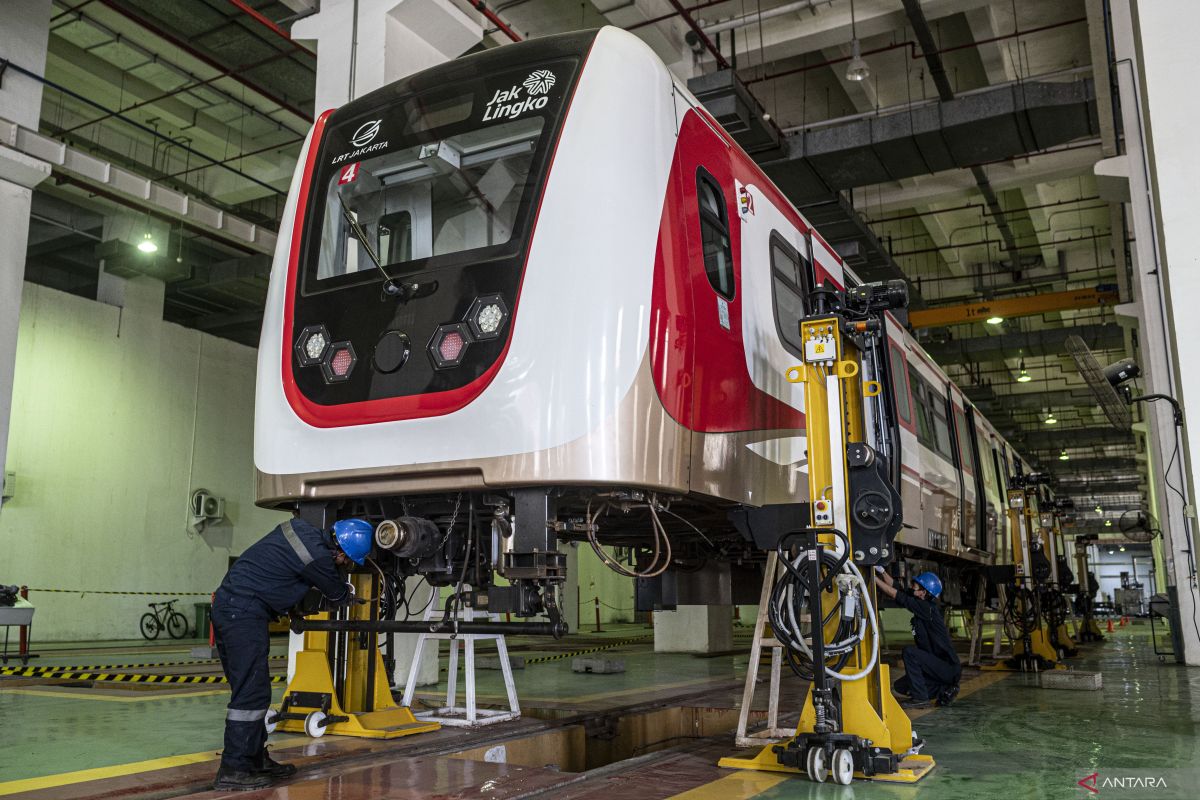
[0,655,287,674]
[523,634,653,665]
[0,667,286,684]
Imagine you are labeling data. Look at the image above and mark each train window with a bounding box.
[931,394,954,462]
[770,232,809,355]
[908,365,934,447]
[954,406,974,473]
[889,347,911,424]
[696,169,735,299]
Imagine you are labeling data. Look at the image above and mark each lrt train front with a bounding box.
[254,29,708,621]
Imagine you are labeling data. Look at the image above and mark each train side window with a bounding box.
[889,347,912,424]
[954,406,975,473]
[908,366,934,447]
[696,169,735,299]
[769,232,808,355]
[931,392,954,462]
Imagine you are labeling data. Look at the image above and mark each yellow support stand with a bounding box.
[723,314,934,784]
[275,573,440,740]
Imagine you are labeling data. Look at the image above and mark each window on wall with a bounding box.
[889,346,912,425]
[769,232,810,356]
[696,169,734,299]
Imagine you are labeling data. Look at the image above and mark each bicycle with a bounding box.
[140,599,190,640]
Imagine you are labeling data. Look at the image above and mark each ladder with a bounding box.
[733,551,794,747]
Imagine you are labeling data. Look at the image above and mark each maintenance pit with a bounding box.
[3,622,1195,799]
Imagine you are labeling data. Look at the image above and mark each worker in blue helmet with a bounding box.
[209,514,372,791]
[873,567,962,708]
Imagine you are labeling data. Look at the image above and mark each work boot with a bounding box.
[899,696,933,709]
[213,765,273,791]
[937,684,961,707]
[255,747,297,779]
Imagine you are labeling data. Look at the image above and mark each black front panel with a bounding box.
[292,31,597,407]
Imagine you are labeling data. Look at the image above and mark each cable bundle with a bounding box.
[768,531,879,682]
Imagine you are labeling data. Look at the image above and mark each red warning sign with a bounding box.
[338,163,360,185]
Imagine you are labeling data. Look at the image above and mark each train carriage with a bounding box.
[254,25,1026,607]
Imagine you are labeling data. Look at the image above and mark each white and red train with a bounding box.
[253,26,1028,610]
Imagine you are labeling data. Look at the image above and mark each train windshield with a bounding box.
[305,61,575,291]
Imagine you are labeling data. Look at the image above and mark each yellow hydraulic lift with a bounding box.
[908,287,1119,329]
[983,477,1066,670]
[268,572,440,740]
[721,282,934,784]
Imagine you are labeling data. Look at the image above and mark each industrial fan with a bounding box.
[1064,335,1139,430]
[1119,507,1161,543]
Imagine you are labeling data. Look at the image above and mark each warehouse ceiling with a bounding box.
[19,0,1140,533]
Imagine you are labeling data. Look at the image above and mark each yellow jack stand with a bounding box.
[1056,623,1078,652]
[721,311,934,785]
[719,664,935,783]
[983,625,1065,671]
[274,574,440,740]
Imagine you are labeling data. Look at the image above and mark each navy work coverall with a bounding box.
[891,588,962,701]
[213,518,350,771]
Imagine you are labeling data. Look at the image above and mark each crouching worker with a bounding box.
[211,516,373,790]
[873,567,962,708]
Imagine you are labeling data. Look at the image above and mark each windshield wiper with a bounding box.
[339,203,406,298]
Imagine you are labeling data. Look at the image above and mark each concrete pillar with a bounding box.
[1101,0,1200,665]
[0,0,52,514]
[654,605,733,653]
[290,0,483,113]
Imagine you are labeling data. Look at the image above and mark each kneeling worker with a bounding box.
[211,516,373,790]
[873,567,962,707]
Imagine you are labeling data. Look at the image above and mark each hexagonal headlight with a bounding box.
[466,294,509,341]
[295,324,330,367]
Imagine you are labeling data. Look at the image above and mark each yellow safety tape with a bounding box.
[0,655,286,674]
[28,588,212,595]
[0,667,285,684]
[523,634,653,665]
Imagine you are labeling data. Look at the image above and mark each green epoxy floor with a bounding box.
[756,626,1200,800]
[2,623,1198,798]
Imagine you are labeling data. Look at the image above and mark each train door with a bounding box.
[962,407,990,551]
[947,390,975,554]
[909,365,958,552]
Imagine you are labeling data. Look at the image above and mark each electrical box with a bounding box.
[2,471,14,501]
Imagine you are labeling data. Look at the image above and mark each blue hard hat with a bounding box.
[913,571,943,598]
[332,518,373,565]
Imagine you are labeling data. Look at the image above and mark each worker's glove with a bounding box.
[342,581,356,605]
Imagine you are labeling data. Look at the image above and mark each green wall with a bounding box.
[0,282,287,641]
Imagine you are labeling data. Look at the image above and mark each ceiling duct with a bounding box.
[923,324,1122,365]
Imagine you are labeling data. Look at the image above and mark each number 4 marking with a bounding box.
[338,163,360,184]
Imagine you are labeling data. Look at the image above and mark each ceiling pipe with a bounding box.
[226,0,317,58]
[94,0,312,123]
[699,0,836,36]
[668,0,731,70]
[5,60,286,198]
[627,0,729,32]
[745,16,1086,85]
[474,0,522,42]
